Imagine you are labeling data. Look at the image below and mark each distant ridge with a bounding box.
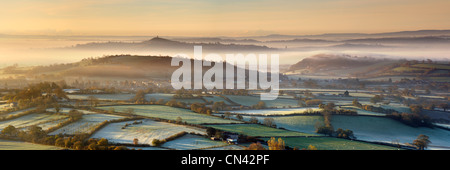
[243,29,450,40]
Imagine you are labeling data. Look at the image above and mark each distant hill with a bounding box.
[67,36,275,53]
[288,54,389,73]
[344,36,450,44]
[5,54,285,83]
[287,54,450,80]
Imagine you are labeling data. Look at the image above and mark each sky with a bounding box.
[1,0,450,36]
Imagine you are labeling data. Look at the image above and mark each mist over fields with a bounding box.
[1,30,450,68]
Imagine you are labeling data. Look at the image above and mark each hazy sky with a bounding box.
[1,0,450,36]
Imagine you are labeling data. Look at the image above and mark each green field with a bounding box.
[205,124,319,137]
[232,115,322,134]
[96,105,242,124]
[203,95,233,105]
[412,63,450,70]
[392,66,426,72]
[231,114,450,149]
[145,93,205,104]
[260,137,399,150]
[0,139,62,150]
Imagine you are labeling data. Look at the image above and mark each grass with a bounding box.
[224,95,299,108]
[90,119,206,145]
[145,93,205,104]
[236,115,323,134]
[203,95,232,105]
[96,105,242,124]
[340,106,386,116]
[0,107,36,119]
[392,66,426,72]
[48,113,124,135]
[161,134,228,150]
[260,137,400,150]
[67,94,135,101]
[224,107,321,116]
[204,124,319,137]
[412,63,450,70]
[0,113,68,131]
[330,115,450,148]
[232,114,450,149]
[0,139,62,150]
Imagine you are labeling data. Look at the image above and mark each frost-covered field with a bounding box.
[229,114,450,149]
[90,119,206,145]
[223,107,321,116]
[48,114,124,135]
[330,115,450,149]
[97,105,242,124]
[0,104,10,111]
[380,103,411,113]
[161,134,228,150]
[46,108,98,114]
[0,107,36,119]
[0,113,68,131]
[37,117,71,131]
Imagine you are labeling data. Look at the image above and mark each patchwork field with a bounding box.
[330,115,450,149]
[90,119,206,145]
[232,115,323,134]
[161,134,229,150]
[46,108,99,114]
[96,105,242,124]
[0,113,68,131]
[48,113,125,135]
[0,107,36,119]
[261,137,399,150]
[205,124,319,137]
[223,114,450,149]
[223,107,321,116]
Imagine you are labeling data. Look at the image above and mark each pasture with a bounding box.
[48,113,125,135]
[0,113,68,131]
[261,137,399,150]
[204,124,318,137]
[90,119,206,145]
[0,139,62,150]
[223,107,321,116]
[96,105,242,124]
[161,134,229,150]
